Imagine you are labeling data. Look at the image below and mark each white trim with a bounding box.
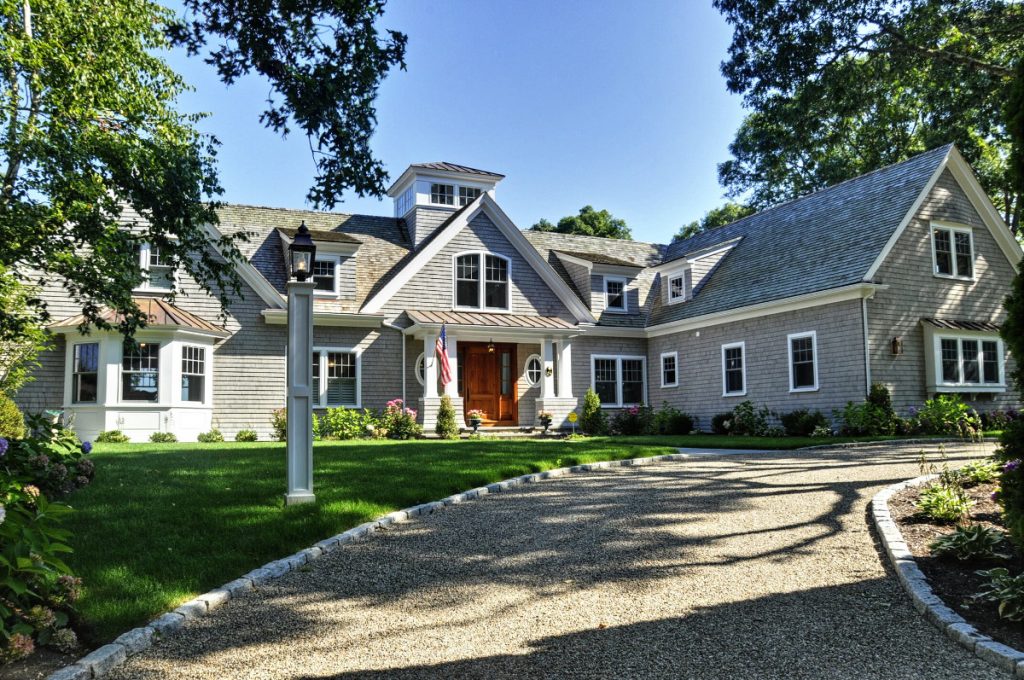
[590,354,647,408]
[787,330,819,393]
[119,340,163,405]
[261,309,383,328]
[603,275,628,313]
[861,298,872,397]
[202,223,286,309]
[666,272,687,304]
[414,352,426,387]
[929,222,975,280]
[133,242,177,294]
[312,346,362,409]
[524,353,543,387]
[650,237,743,273]
[923,325,1006,393]
[660,351,678,388]
[68,340,102,406]
[312,253,343,298]
[451,250,512,312]
[721,341,746,397]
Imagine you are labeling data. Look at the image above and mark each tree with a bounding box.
[0,268,50,395]
[530,206,632,240]
[714,0,1024,233]
[674,202,754,242]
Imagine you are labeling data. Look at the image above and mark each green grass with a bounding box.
[63,432,989,642]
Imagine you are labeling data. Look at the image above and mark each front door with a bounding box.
[463,343,517,425]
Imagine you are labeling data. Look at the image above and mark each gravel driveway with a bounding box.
[108,442,1004,679]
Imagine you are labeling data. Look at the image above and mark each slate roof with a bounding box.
[408,162,505,179]
[648,144,953,327]
[276,226,361,244]
[51,297,228,336]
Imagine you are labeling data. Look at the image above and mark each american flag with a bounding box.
[436,324,452,387]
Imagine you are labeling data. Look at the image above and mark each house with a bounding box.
[13,146,1023,441]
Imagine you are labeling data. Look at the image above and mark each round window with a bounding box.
[525,355,542,386]
[415,353,426,386]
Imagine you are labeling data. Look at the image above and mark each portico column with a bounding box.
[444,335,459,397]
[541,338,556,399]
[557,338,574,398]
[423,332,438,399]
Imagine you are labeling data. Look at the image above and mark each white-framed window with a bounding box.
[135,242,174,292]
[181,345,206,402]
[931,223,974,279]
[431,183,454,205]
[787,331,818,392]
[524,354,542,386]
[395,187,414,217]
[660,352,678,388]
[604,276,627,313]
[72,342,100,404]
[122,341,160,402]
[936,335,1004,387]
[591,355,646,407]
[415,352,426,386]
[721,341,746,397]
[667,273,686,303]
[312,347,360,407]
[453,252,510,311]
[311,255,340,296]
[458,186,482,206]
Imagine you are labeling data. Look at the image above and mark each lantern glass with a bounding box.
[288,221,316,282]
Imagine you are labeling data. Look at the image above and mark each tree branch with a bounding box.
[876,23,1015,79]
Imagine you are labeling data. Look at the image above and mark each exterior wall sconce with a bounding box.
[487,339,495,353]
[891,336,904,356]
[545,366,553,377]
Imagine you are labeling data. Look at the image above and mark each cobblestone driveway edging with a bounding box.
[47,453,695,680]
[872,475,1024,677]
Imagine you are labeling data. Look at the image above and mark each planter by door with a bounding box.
[462,343,517,426]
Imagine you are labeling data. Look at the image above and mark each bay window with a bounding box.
[181,345,206,402]
[122,342,160,402]
[936,336,1003,388]
[72,343,99,404]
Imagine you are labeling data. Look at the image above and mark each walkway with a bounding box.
[109,442,1003,679]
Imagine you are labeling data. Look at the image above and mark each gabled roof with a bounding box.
[50,297,229,337]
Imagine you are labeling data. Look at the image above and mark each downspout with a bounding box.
[861,297,872,396]
[383,321,406,406]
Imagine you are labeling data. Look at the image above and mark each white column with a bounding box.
[541,338,556,399]
[557,338,574,398]
[444,335,459,397]
[423,332,438,398]
[285,280,316,505]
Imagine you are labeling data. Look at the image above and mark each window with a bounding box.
[722,342,745,396]
[668,274,686,303]
[936,336,1003,387]
[122,342,160,402]
[395,187,414,217]
[525,355,542,386]
[604,276,627,312]
[181,345,206,402]
[932,224,974,279]
[591,355,646,407]
[136,243,174,291]
[454,252,510,310]
[430,183,454,205]
[459,186,482,206]
[312,257,339,294]
[415,353,426,386]
[661,352,678,388]
[72,343,99,404]
[788,331,818,392]
[312,348,359,407]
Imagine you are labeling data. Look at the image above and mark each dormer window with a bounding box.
[459,186,482,206]
[604,276,627,313]
[667,272,688,303]
[931,224,973,279]
[312,256,340,295]
[431,183,454,205]
[455,252,510,310]
[135,242,174,292]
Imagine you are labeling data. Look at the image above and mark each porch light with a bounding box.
[288,221,316,281]
[891,336,904,356]
[487,339,495,353]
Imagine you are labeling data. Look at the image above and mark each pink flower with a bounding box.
[7,633,34,660]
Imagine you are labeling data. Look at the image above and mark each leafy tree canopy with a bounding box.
[714,0,1024,234]
[674,202,754,242]
[530,206,632,240]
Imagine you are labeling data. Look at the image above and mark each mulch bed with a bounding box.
[890,480,1024,651]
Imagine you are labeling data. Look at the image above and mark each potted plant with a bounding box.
[538,411,553,433]
[467,409,485,433]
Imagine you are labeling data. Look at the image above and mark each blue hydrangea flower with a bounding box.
[81,441,92,455]
[0,437,7,457]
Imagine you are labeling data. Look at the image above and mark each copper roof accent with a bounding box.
[51,298,228,336]
[406,310,576,330]
[409,162,505,179]
[555,250,644,268]
[923,318,1001,333]
[276,226,361,244]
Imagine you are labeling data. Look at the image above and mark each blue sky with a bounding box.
[166,1,746,244]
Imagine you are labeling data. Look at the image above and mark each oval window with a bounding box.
[525,355,542,386]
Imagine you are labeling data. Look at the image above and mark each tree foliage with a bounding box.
[674,202,754,242]
[714,0,1024,233]
[530,206,632,240]
[0,268,50,395]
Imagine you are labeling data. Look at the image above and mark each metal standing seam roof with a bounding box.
[51,297,228,335]
[406,310,576,330]
[922,318,1001,332]
[408,162,505,179]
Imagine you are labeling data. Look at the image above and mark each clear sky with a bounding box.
[166,0,746,245]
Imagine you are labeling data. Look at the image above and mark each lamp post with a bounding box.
[285,221,316,505]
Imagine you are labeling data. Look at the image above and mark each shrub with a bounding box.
[916,483,973,523]
[811,424,833,437]
[271,408,287,442]
[197,429,224,443]
[729,401,770,437]
[610,405,652,436]
[580,389,606,435]
[653,403,694,435]
[95,430,129,443]
[779,409,829,437]
[951,459,1000,486]
[711,413,733,435]
[1,417,96,498]
[149,432,177,443]
[322,406,378,440]
[915,395,983,439]
[235,429,258,442]
[435,395,459,440]
[0,393,25,439]
[929,525,1009,561]
[975,568,1024,621]
[981,410,1017,431]
[381,399,422,440]
[836,383,897,436]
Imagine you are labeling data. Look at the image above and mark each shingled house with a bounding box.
[14,145,1023,441]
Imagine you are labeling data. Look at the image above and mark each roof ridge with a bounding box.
[217,202,399,223]
[524,229,665,249]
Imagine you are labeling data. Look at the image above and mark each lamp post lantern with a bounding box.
[285,222,316,505]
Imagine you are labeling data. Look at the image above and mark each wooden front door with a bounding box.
[462,343,517,425]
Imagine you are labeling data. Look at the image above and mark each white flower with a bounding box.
[0,505,6,526]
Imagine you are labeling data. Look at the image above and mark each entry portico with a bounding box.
[405,310,579,430]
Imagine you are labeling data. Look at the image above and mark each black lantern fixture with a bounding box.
[890,336,904,356]
[487,339,495,354]
[288,221,316,281]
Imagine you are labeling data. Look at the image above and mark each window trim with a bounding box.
[312,346,362,408]
[414,352,427,387]
[458,186,482,206]
[667,272,687,304]
[660,351,678,388]
[311,253,342,297]
[180,344,207,404]
[451,251,512,312]
[787,331,819,393]
[721,341,747,397]
[430,183,455,206]
[930,222,975,281]
[135,242,175,293]
[933,333,1005,390]
[120,341,162,403]
[71,342,100,404]
[590,354,647,408]
[524,354,543,387]
[603,275,628,313]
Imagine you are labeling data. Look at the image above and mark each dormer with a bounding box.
[387,162,504,248]
[277,227,361,300]
[553,251,644,314]
[653,236,743,305]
